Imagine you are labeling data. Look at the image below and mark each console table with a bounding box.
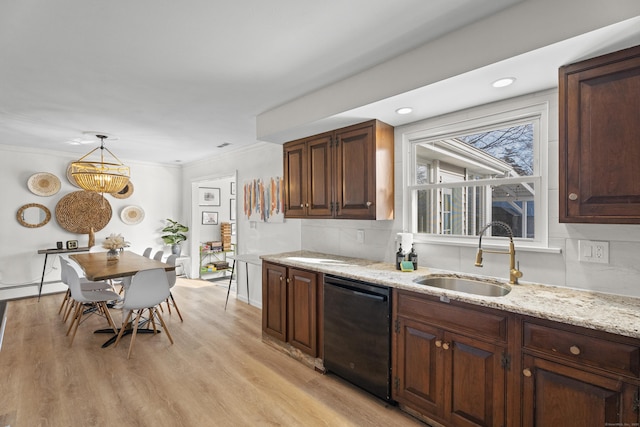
[225,253,262,310]
[36,246,90,301]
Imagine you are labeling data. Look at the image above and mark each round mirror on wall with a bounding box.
[17,203,51,228]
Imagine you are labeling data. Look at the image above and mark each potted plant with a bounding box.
[161,219,189,256]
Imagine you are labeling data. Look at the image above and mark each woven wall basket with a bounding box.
[55,190,112,233]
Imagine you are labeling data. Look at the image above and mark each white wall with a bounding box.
[182,142,302,307]
[0,145,182,299]
[299,90,640,298]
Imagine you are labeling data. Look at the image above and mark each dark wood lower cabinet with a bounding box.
[393,290,508,427]
[287,268,317,355]
[521,355,639,427]
[444,331,505,427]
[262,262,287,342]
[262,261,321,358]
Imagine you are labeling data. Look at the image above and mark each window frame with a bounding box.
[401,97,551,250]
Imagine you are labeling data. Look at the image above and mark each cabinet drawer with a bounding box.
[523,322,640,377]
[396,291,507,342]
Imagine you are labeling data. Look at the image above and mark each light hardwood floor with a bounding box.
[0,278,425,426]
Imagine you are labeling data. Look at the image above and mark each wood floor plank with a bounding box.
[0,279,425,426]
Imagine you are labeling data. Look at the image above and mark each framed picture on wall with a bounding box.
[199,187,220,206]
[230,198,236,221]
[202,211,218,225]
[231,222,236,235]
[230,181,236,195]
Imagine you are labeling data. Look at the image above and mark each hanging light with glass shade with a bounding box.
[70,134,130,195]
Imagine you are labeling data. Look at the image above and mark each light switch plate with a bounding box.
[356,229,365,244]
[578,240,609,264]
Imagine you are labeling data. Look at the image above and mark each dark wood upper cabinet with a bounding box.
[283,119,394,220]
[560,44,640,223]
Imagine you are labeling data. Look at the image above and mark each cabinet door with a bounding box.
[560,45,640,223]
[262,262,288,341]
[394,317,444,419]
[283,140,307,218]
[334,123,375,219]
[522,355,639,427]
[444,331,506,427]
[307,134,333,217]
[287,268,318,356]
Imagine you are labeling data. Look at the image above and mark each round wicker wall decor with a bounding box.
[55,191,112,233]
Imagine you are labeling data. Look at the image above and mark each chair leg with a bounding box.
[99,302,118,334]
[66,303,81,336]
[114,310,133,348]
[153,307,174,345]
[127,309,145,359]
[58,289,70,315]
[169,292,183,322]
[68,303,85,346]
[63,299,76,323]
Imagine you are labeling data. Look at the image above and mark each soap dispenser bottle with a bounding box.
[396,244,404,270]
[409,244,418,270]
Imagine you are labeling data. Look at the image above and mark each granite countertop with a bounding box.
[261,251,640,340]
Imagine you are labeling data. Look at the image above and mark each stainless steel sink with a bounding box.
[413,276,511,297]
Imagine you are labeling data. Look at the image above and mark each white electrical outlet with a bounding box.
[578,240,609,264]
[356,229,365,244]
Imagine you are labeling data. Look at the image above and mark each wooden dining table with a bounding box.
[70,250,175,281]
[69,250,176,348]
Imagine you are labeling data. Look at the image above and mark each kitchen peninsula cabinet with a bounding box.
[283,119,394,220]
[560,44,640,223]
[262,261,322,357]
[519,317,640,426]
[393,290,510,427]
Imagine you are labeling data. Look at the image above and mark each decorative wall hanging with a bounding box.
[111,180,134,199]
[199,187,220,206]
[243,176,284,223]
[66,162,81,187]
[120,205,145,225]
[55,190,112,233]
[27,172,61,196]
[16,203,51,228]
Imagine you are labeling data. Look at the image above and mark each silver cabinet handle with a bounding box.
[569,193,578,201]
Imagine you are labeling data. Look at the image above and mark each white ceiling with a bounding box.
[1,0,639,164]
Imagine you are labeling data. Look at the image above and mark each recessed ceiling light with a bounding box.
[396,107,413,115]
[492,77,516,88]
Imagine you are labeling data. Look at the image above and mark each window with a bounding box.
[404,98,549,247]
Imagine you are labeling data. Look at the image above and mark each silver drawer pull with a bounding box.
[569,345,581,355]
[569,193,578,201]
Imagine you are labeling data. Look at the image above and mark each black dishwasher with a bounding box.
[323,274,391,401]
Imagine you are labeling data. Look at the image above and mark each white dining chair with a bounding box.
[153,250,164,261]
[58,256,113,323]
[114,268,174,359]
[162,255,183,321]
[62,260,121,346]
[142,247,153,258]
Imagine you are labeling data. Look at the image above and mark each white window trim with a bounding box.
[400,94,558,253]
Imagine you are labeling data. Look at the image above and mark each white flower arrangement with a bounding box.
[102,233,131,251]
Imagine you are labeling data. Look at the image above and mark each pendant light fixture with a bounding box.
[70,134,130,195]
